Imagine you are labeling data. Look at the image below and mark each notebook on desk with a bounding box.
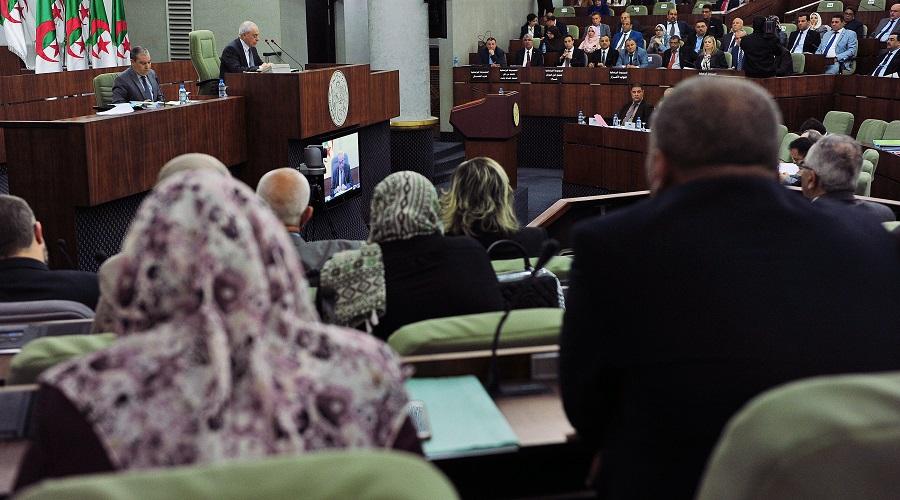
[405,375,520,460]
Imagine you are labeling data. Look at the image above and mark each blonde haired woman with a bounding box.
[696,35,727,69]
[442,157,548,257]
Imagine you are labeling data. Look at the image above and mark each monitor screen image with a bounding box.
[322,132,361,203]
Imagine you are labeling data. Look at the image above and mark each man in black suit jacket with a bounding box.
[701,5,725,39]
[558,34,587,67]
[663,8,691,40]
[872,33,900,76]
[787,13,822,53]
[720,17,744,53]
[560,77,900,500]
[589,35,619,67]
[111,47,162,103]
[738,16,782,77]
[220,20,272,79]
[661,35,696,68]
[514,34,544,66]
[477,37,508,67]
[616,84,652,124]
[0,195,99,309]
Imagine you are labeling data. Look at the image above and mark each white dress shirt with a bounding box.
[239,38,254,67]
[667,21,682,38]
[791,28,808,53]
[825,28,843,58]
[522,47,533,66]
[873,48,899,76]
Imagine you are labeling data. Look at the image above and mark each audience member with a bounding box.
[560,77,900,500]
[799,117,827,136]
[559,35,588,67]
[872,34,900,77]
[0,195,99,309]
[442,157,548,258]
[585,12,612,40]
[515,34,544,66]
[111,47,162,104]
[870,3,900,42]
[696,35,728,69]
[647,24,670,55]
[771,15,789,46]
[319,171,504,340]
[588,0,613,17]
[612,15,644,51]
[541,26,565,53]
[545,15,570,42]
[809,12,827,34]
[157,153,231,184]
[478,37,507,67]
[256,168,362,287]
[662,35,695,68]
[14,170,414,490]
[780,136,813,185]
[579,26,604,56]
[739,16,782,77]
[537,0,553,18]
[219,21,272,78]
[842,7,866,41]
[802,129,824,141]
[816,14,858,75]
[664,8,690,40]
[721,17,744,52]
[520,13,544,39]
[788,12,822,53]
[701,5,726,39]
[616,83,653,123]
[617,38,650,68]
[686,20,711,54]
[589,35,620,67]
[801,134,896,223]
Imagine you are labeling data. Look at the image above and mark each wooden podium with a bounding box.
[804,54,834,75]
[450,91,522,188]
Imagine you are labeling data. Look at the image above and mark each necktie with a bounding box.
[791,30,803,52]
[667,50,677,69]
[721,0,729,11]
[626,102,638,122]
[873,50,896,76]
[669,22,675,36]
[630,53,634,65]
[600,49,606,64]
[525,49,531,66]
[246,48,253,67]
[875,19,897,41]
[618,32,627,49]
[734,47,744,70]
[728,35,735,50]
[822,31,839,57]
[140,76,152,100]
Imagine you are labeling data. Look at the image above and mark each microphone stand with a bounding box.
[263,39,284,63]
[269,39,304,69]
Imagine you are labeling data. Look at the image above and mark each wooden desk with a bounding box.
[1,97,247,269]
[564,124,650,192]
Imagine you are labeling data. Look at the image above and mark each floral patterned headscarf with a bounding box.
[42,170,409,470]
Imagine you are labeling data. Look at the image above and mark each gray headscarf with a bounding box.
[368,171,443,243]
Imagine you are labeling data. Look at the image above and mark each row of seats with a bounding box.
[557,0,886,16]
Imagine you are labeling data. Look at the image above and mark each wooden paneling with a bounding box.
[367,70,400,125]
[0,47,24,76]
[563,124,650,192]
[465,139,519,188]
[299,65,370,139]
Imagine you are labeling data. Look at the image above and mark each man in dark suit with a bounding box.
[787,12,821,53]
[545,15,570,42]
[330,152,354,198]
[612,15,644,51]
[111,47,162,103]
[616,83,652,124]
[739,16,782,77]
[560,77,900,500]
[701,5,725,39]
[558,34,587,67]
[685,20,711,54]
[871,33,900,76]
[661,35,696,68]
[477,37,508,67]
[220,20,272,79]
[0,195,99,309]
[870,3,900,42]
[589,35,619,67]
[721,17,744,53]
[842,7,867,41]
[514,34,544,66]
[663,8,691,40]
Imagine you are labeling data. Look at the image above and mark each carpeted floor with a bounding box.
[519,167,563,222]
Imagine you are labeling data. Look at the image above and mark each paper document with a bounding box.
[97,103,134,115]
[779,162,799,176]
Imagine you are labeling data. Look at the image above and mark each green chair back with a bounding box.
[776,124,788,145]
[568,24,580,40]
[856,170,873,197]
[15,451,459,500]
[781,23,797,35]
[387,308,563,356]
[863,149,880,173]
[554,6,576,17]
[9,333,116,385]
[791,52,806,73]
[884,221,900,232]
[724,50,733,67]
[653,2,674,15]
[779,132,799,163]
[742,26,754,34]
[627,5,649,15]
[491,256,572,283]
[692,0,707,13]
[861,159,874,175]
[817,0,844,11]
[189,30,221,83]
[883,121,900,140]
[857,119,888,144]
[92,72,120,107]
[823,110,854,135]
[858,0,885,10]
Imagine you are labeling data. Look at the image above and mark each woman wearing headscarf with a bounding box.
[320,171,504,340]
[579,25,603,54]
[647,24,670,55]
[588,0,612,17]
[540,26,565,53]
[15,170,413,490]
[809,12,827,34]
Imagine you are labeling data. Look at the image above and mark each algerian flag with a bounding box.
[1,0,36,69]
[111,0,126,65]
[64,0,88,70]
[35,0,63,73]
[87,0,114,68]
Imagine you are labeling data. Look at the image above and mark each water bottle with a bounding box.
[636,117,642,130]
[577,110,585,125]
[453,55,460,67]
[498,87,504,95]
[218,79,227,98]
[542,42,547,54]
[178,84,187,105]
[612,113,620,127]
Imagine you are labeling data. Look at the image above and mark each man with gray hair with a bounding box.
[111,46,162,103]
[560,77,900,499]
[0,195,99,308]
[801,134,896,223]
[256,168,361,286]
[513,33,543,66]
[220,20,272,78]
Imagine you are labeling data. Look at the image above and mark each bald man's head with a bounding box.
[256,168,313,228]
[157,153,230,184]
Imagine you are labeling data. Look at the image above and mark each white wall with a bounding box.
[335,0,370,64]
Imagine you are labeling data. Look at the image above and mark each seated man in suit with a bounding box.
[616,83,653,124]
[617,38,650,68]
[872,33,900,76]
[801,134,896,223]
[329,152,354,198]
[663,8,691,40]
[816,14,858,74]
[0,195,99,309]
[514,34,544,66]
[585,12,612,40]
[870,3,900,42]
[558,34,587,67]
[612,15,644,52]
[478,37,507,67]
[111,46,162,103]
[788,13,822,53]
[589,35,619,67]
[662,35,696,68]
[545,14,569,42]
[686,20,711,54]
[561,76,900,500]
[841,7,866,41]
[219,20,272,79]
[256,169,361,287]
[721,17,744,53]
[700,5,726,39]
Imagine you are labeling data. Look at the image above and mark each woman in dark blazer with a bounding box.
[520,13,544,39]
[696,35,728,70]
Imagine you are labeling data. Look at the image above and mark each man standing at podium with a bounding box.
[220,21,272,78]
[111,47,162,104]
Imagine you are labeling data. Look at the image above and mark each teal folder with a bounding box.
[405,375,520,460]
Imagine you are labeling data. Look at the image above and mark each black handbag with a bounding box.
[487,239,562,310]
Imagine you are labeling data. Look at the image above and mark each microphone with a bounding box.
[263,39,283,63]
[268,39,304,69]
[531,239,560,277]
[55,239,77,269]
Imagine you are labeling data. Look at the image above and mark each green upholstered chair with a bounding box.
[387,308,563,356]
[883,121,900,140]
[776,124,788,144]
[884,221,900,232]
[8,333,115,385]
[724,50,733,68]
[568,24,580,40]
[791,52,806,73]
[15,451,458,500]
[92,72,120,107]
[491,256,572,283]
[861,159,874,175]
[780,23,797,35]
[742,26,754,34]
[863,149,880,173]
[692,0,707,13]
[653,2,674,14]
[779,132,799,163]
[858,0,885,10]
[817,0,844,11]
[823,110,854,135]
[189,30,221,96]
[857,119,888,144]
[554,6,576,17]
[856,170,873,197]
[627,4,649,15]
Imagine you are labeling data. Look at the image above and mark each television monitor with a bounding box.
[321,132,361,205]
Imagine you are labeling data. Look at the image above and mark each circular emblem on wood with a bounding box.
[513,102,520,127]
[328,70,350,127]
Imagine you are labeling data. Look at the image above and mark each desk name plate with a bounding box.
[470,68,490,82]
[499,68,520,82]
[609,69,630,83]
[544,68,564,83]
